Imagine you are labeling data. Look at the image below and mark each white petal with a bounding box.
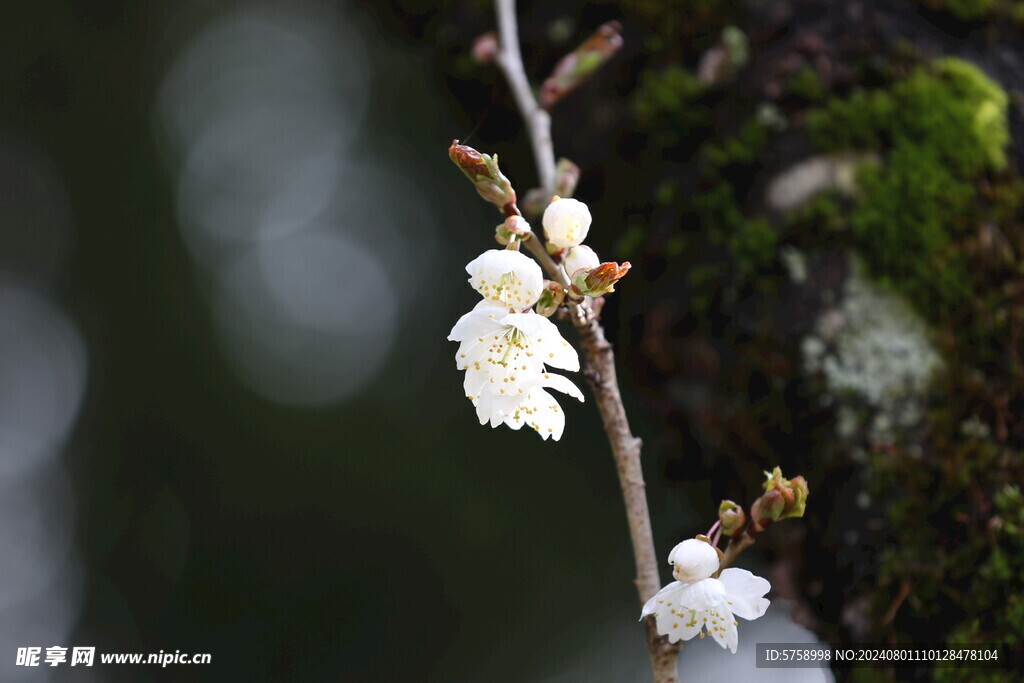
[675,577,728,611]
[448,301,508,342]
[641,581,684,619]
[474,389,526,427]
[502,313,579,371]
[656,607,705,644]
[643,583,707,645]
[540,372,584,402]
[503,386,566,440]
[704,605,739,653]
[500,310,560,338]
[718,568,771,621]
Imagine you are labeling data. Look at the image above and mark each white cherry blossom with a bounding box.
[542,197,591,249]
[466,249,544,310]
[641,568,770,653]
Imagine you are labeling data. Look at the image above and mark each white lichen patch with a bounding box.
[802,256,943,444]
[779,246,808,284]
[765,152,879,212]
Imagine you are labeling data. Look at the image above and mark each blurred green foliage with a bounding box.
[807,58,1009,318]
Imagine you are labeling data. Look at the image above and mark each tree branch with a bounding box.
[494,0,556,194]
[493,1,679,680]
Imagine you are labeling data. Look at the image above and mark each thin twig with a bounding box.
[718,529,757,574]
[493,1,680,680]
[494,0,557,194]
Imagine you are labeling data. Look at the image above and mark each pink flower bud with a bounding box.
[471,32,499,64]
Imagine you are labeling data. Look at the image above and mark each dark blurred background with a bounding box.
[2,0,1023,681]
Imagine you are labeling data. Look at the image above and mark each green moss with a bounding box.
[807,58,1009,319]
[924,0,995,20]
[787,66,827,103]
[915,0,1024,23]
[682,118,781,311]
[933,486,1024,681]
[633,65,709,146]
[729,217,777,274]
[705,118,771,167]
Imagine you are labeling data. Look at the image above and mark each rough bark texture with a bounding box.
[574,313,680,682]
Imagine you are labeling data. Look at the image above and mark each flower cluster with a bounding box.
[446,143,631,441]
[542,197,631,297]
[448,248,583,440]
[641,538,770,653]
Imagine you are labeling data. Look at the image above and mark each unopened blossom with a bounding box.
[641,568,771,653]
[542,197,592,249]
[449,301,582,439]
[668,538,720,583]
[570,261,631,297]
[563,245,600,278]
[466,249,544,311]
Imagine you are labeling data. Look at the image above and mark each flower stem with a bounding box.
[493,1,679,680]
[719,528,757,573]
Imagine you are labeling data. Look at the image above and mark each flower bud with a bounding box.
[539,21,623,109]
[471,32,498,64]
[667,537,720,583]
[761,467,809,521]
[554,158,581,198]
[718,500,747,536]
[570,261,631,297]
[520,188,548,218]
[448,141,517,213]
[495,215,532,246]
[563,245,600,278]
[534,281,566,317]
[542,197,592,249]
[750,490,785,531]
[782,475,809,520]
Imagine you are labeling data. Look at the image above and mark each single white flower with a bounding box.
[563,244,600,278]
[542,197,592,249]
[640,568,771,653]
[448,301,582,439]
[466,249,544,310]
[667,538,720,583]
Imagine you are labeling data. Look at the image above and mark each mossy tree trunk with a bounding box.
[383,0,1024,677]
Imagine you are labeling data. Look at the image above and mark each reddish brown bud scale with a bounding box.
[448,140,519,214]
[448,140,489,178]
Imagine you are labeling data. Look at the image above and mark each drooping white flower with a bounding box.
[667,538,720,583]
[475,372,584,440]
[542,197,592,249]
[640,568,770,653]
[563,244,600,278]
[466,249,544,310]
[448,301,582,439]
